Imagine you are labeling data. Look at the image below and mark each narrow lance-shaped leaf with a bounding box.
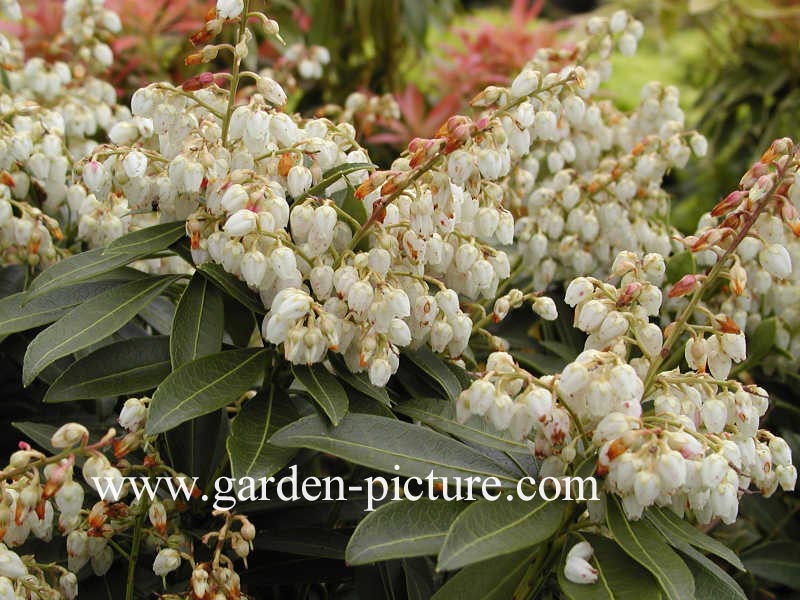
[292,363,349,425]
[44,336,171,403]
[227,390,297,488]
[645,506,744,571]
[606,497,695,600]
[402,347,463,402]
[437,495,564,570]
[22,275,180,386]
[104,221,186,256]
[430,548,536,600]
[680,545,747,600]
[297,162,376,203]
[0,278,131,336]
[347,500,467,565]
[270,413,519,484]
[146,348,266,435]
[170,273,224,369]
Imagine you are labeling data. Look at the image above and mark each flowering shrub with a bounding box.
[0,0,799,598]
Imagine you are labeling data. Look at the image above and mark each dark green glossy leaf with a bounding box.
[44,336,171,402]
[606,497,694,600]
[681,545,747,600]
[104,221,186,256]
[430,548,535,600]
[270,413,518,484]
[403,347,463,402]
[558,533,663,600]
[437,495,564,570]
[741,541,800,590]
[227,391,297,489]
[645,506,744,571]
[292,363,349,425]
[347,500,467,564]
[23,276,180,385]
[170,273,224,369]
[147,348,266,434]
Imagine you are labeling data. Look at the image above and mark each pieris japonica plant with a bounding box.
[0,0,798,598]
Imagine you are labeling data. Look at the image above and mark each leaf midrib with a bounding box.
[440,501,551,568]
[27,278,172,378]
[149,350,263,432]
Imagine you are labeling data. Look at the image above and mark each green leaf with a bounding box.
[292,364,349,425]
[558,533,663,600]
[437,496,564,570]
[22,276,180,385]
[395,397,528,454]
[741,541,800,590]
[26,244,162,300]
[197,263,265,314]
[0,278,130,336]
[403,347,463,402]
[146,348,267,434]
[270,413,518,484]
[681,545,747,600]
[104,221,186,256]
[347,500,467,564]
[298,162,376,202]
[606,497,694,600]
[170,274,224,369]
[44,336,171,402]
[227,391,297,488]
[645,507,744,571]
[665,251,697,285]
[430,548,535,600]
[329,354,391,406]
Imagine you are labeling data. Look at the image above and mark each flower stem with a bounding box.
[221,0,251,146]
[124,497,149,600]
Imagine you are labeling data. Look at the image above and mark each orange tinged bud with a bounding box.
[278,153,295,178]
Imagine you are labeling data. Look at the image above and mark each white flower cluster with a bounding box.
[0,0,128,268]
[0,541,80,600]
[504,13,707,290]
[693,184,800,375]
[458,248,796,523]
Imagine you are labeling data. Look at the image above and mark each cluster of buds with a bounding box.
[0,540,78,599]
[0,0,128,270]
[456,352,564,449]
[504,14,706,290]
[153,511,256,600]
[563,540,597,585]
[688,138,800,375]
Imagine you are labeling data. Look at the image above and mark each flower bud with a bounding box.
[123,150,148,179]
[532,297,558,321]
[510,68,540,98]
[224,209,258,236]
[51,423,88,448]
[257,77,287,106]
[759,243,792,279]
[153,548,181,577]
[217,0,244,19]
[119,397,147,432]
